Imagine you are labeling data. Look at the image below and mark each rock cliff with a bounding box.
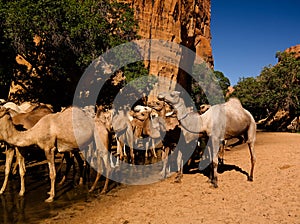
[284,44,300,59]
[122,0,213,93]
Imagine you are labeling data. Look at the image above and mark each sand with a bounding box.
[42,132,299,224]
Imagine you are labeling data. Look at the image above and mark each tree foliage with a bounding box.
[233,52,300,123]
[191,64,230,109]
[0,0,145,109]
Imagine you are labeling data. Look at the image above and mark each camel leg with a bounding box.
[174,149,183,183]
[73,151,84,185]
[15,147,26,196]
[89,149,110,193]
[45,147,56,203]
[100,150,111,194]
[247,141,256,181]
[116,139,123,164]
[151,139,157,158]
[58,152,72,186]
[12,160,18,175]
[209,137,219,188]
[160,146,170,178]
[247,124,256,181]
[89,168,101,193]
[145,141,149,158]
[0,147,15,195]
[218,140,226,165]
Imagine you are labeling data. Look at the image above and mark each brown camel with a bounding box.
[0,106,94,202]
[148,99,197,182]
[131,107,164,159]
[0,104,53,197]
[158,91,256,188]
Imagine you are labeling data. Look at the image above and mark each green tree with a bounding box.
[1,0,143,109]
[259,52,300,117]
[191,65,230,109]
[232,77,266,120]
[233,51,300,125]
[0,0,15,99]
[213,71,231,97]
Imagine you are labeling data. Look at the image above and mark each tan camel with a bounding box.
[0,106,94,202]
[0,104,53,197]
[158,91,256,187]
[112,109,135,165]
[88,109,112,193]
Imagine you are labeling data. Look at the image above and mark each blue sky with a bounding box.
[211,0,300,85]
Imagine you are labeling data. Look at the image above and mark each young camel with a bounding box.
[158,91,256,188]
[0,106,94,202]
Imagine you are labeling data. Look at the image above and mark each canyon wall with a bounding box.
[121,0,213,93]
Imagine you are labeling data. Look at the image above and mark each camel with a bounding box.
[112,108,135,166]
[199,104,211,114]
[0,104,53,197]
[88,109,112,193]
[148,99,199,182]
[158,91,256,187]
[147,100,181,178]
[131,106,164,159]
[0,106,95,202]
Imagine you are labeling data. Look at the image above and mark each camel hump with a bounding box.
[227,97,243,108]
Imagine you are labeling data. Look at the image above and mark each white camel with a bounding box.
[158,91,256,187]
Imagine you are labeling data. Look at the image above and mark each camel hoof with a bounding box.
[174,178,181,183]
[248,176,253,181]
[174,175,182,183]
[211,181,218,188]
[160,171,166,178]
[45,197,54,203]
[0,190,4,195]
[100,190,107,195]
[19,191,25,197]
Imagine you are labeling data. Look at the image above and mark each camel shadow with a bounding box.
[186,160,250,180]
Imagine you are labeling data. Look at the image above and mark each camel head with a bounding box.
[157,91,181,106]
[0,107,13,140]
[96,109,113,132]
[147,100,165,111]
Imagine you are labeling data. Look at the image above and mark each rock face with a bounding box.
[122,0,213,93]
[284,44,300,59]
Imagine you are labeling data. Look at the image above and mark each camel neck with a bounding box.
[174,99,204,134]
[2,116,34,147]
[174,99,190,118]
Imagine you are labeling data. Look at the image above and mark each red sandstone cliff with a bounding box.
[284,44,300,59]
[122,0,213,93]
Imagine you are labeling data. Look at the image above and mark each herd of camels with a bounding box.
[0,91,256,202]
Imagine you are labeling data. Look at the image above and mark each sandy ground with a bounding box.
[40,131,300,224]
